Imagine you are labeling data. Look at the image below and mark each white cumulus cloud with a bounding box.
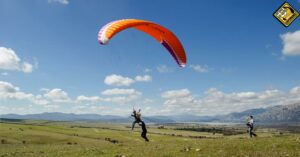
[0,81,37,102]
[0,81,20,93]
[281,30,300,56]
[44,88,71,102]
[76,95,101,103]
[0,47,34,73]
[76,88,142,105]
[21,62,33,73]
[160,87,300,116]
[190,64,209,73]
[104,74,135,86]
[144,68,152,73]
[157,65,173,73]
[161,89,199,113]
[104,74,152,86]
[101,88,141,96]
[135,75,152,82]
[101,88,142,104]
[162,89,191,99]
[48,0,69,5]
[290,86,300,94]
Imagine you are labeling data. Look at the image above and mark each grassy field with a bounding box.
[1,120,300,157]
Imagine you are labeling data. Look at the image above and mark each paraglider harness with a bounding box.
[246,116,254,130]
[131,109,142,130]
[246,122,252,128]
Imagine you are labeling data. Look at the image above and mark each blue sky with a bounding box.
[1,0,300,116]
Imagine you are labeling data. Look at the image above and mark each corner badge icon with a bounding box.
[274,2,299,27]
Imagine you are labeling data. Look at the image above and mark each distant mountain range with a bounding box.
[197,103,300,123]
[1,103,300,123]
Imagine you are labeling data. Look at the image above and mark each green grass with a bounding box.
[0,121,300,157]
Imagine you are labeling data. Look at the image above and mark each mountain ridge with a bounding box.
[1,103,300,123]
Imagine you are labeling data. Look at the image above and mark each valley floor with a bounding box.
[0,120,300,157]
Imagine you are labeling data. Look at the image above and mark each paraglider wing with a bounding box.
[98,19,186,67]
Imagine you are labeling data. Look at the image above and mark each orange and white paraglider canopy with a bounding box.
[98,19,187,67]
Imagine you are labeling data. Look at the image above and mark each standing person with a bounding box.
[247,115,257,138]
[131,108,142,130]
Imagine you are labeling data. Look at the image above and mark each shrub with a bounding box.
[1,139,7,144]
